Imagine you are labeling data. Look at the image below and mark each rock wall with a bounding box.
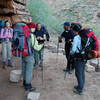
[0,0,32,24]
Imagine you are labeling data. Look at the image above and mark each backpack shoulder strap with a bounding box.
[84,38,90,48]
[3,28,6,35]
[31,34,36,48]
[77,37,91,53]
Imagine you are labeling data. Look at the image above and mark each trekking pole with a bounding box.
[41,61,44,85]
[95,58,100,72]
[64,61,68,80]
[56,36,60,67]
[41,46,45,85]
[64,55,71,80]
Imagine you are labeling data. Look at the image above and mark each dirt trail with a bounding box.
[0,39,100,100]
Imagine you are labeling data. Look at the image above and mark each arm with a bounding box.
[58,32,65,43]
[45,31,50,41]
[8,28,13,39]
[70,36,79,54]
[11,29,13,38]
[0,28,4,38]
[61,31,66,38]
[31,34,43,51]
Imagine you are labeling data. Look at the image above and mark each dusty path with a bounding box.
[0,41,100,100]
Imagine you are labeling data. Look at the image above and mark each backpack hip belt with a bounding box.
[2,38,12,42]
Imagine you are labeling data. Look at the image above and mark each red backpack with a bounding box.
[79,28,99,51]
[12,23,31,57]
[79,28,99,59]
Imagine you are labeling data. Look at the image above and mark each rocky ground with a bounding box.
[0,36,100,100]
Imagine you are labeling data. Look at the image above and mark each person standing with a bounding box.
[0,20,13,69]
[70,23,86,95]
[21,23,37,91]
[34,23,49,68]
[27,22,44,68]
[59,22,75,72]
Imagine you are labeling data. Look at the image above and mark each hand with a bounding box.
[37,37,40,40]
[58,36,62,43]
[39,37,44,40]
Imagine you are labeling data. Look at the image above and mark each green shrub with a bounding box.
[27,0,63,34]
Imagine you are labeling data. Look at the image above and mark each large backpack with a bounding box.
[0,20,6,43]
[12,22,32,57]
[79,28,99,59]
[41,24,50,41]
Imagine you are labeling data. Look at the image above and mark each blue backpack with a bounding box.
[0,20,6,43]
[0,20,6,28]
[12,23,32,57]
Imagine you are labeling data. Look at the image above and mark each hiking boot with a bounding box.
[8,60,13,67]
[74,86,79,90]
[73,88,83,95]
[39,61,43,70]
[63,67,74,74]
[68,69,74,74]
[23,80,26,86]
[28,87,36,92]
[3,64,7,69]
[2,62,7,69]
[24,84,36,92]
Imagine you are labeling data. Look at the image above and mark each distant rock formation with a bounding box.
[0,0,32,24]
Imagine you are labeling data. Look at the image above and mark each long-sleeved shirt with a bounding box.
[35,29,50,41]
[61,30,75,42]
[70,35,82,54]
[0,28,13,39]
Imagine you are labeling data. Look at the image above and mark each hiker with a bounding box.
[34,23,50,68]
[71,24,100,95]
[0,20,13,69]
[70,23,86,95]
[59,22,75,72]
[12,22,37,91]
[27,22,44,68]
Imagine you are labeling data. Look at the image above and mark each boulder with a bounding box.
[27,92,40,100]
[86,64,95,72]
[89,59,100,67]
[10,70,22,83]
